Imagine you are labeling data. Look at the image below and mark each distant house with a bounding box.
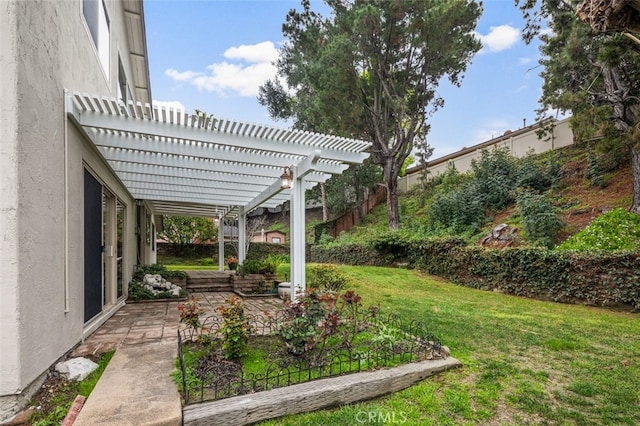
[252,229,287,244]
[398,118,574,193]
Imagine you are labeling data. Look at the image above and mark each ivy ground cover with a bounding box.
[259,265,639,425]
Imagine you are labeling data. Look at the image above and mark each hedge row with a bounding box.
[157,242,290,260]
[311,237,640,309]
[310,244,391,266]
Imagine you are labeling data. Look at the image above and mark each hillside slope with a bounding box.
[345,143,634,245]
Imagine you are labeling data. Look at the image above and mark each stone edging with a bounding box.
[183,357,461,426]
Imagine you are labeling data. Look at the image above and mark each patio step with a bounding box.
[186,271,233,292]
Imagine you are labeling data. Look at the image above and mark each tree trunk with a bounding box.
[632,145,640,214]
[383,159,400,229]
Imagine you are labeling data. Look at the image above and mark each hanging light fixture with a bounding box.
[280,166,293,189]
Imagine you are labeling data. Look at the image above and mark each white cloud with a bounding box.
[224,41,278,63]
[153,100,187,111]
[476,25,520,53]
[164,41,279,97]
[165,69,202,82]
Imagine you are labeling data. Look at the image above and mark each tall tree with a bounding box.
[307,157,382,219]
[159,216,217,245]
[518,0,640,213]
[259,0,482,228]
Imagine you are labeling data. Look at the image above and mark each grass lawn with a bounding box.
[258,265,639,426]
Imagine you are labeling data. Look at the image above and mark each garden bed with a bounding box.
[175,291,447,405]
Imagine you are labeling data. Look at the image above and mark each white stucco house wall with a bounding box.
[0,1,372,421]
[0,0,157,418]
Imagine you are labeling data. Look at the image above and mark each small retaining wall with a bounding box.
[231,274,277,295]
[183,357,461,426]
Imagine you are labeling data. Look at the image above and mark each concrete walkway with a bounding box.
[72,292,283,425]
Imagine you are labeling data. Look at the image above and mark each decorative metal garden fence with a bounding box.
[178,311,443,405]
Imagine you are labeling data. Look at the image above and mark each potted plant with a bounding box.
[226,256,238,271]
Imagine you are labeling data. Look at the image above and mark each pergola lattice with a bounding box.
[65,92,371,295]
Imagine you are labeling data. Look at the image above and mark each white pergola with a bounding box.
[65,92,370,298]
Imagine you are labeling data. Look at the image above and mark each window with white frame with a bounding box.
[117,57,130,104]
[83,0,110,79]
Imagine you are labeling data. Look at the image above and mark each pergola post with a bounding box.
[238,206,246,264]
[289,165,306,301]
[217,215,224,271]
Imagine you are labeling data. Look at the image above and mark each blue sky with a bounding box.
[145,0,549,159]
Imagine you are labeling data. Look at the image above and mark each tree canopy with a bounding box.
[158,216,217,245]
[518,0,640,212]
[260,0,482,228]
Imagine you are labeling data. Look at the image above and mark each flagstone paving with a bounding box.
[71,292,283,357]
[70,292,284,425]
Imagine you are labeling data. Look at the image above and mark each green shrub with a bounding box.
[515,190,564,248]
[216,295,252,360]
[311,234,640,308]
[427,182,486,234]
[424,148,559,235]
[557,208,640,252]
[471,148,518,211]
[259,255,282,274]
[516,155,558,191]
[237,256,282,276]
[311,243,389,266]
[309,264,349,292]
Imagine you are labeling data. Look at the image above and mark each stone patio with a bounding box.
[72,292,283,357]
[70,292,284,425]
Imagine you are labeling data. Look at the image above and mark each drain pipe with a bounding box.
[63,90,70,313]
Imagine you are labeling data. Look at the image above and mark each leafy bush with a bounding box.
[311,243,389,266]
[516,155,557,191]
[178,296,205,332]
[259,255,282,274]
[427,181,486,234]
[279,291,329,355]
[425,148,560,235]
[309,264,349,292]
[515,190,564,248]
[216,295,252,360]
[237,255,282,276]
[238,259,262,275]
[557,208,640,252]
[471,147,517,211]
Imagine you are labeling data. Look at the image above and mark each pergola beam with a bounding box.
[75,107,369,164]
[91,132,348,175]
